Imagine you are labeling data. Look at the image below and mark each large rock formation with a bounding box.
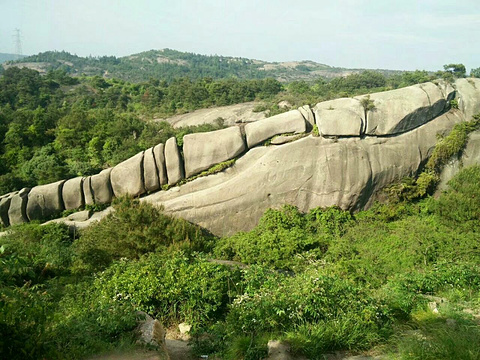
[145,109,464,236]
[111,152,145,197]
[1,80,479,237]
[183,127,246,178]
[27,181,65,221]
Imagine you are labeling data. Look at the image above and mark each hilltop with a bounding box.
[3,48,401,82]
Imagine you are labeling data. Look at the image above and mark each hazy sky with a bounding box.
[1,0,479,71]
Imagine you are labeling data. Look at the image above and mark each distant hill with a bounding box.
[0,53,26,64]
[3,49,401,83]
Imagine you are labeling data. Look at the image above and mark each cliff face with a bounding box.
[1,79,479,236]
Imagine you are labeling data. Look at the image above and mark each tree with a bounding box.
[443,64,466,78]
[471,67,480,78]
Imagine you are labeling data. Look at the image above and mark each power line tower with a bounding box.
[13,28,23,59]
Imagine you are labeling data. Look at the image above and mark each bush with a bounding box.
[72,197,214,273]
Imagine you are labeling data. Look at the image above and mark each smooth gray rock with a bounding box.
[143,147,160,192]
[245,110,306,148]
[66,209,92,222]
[8,188,31,225]
[164,137,184,185]
[183,126,246,178]
[91,168,113,204]
[153,144,168,186]
[270,134,304,145]
[313,98,364,136]
[0,192,17,227]
[62,177,84,210]
[455,78,480,121]
[145,109,463,237]
[110,152,146,197]
[83,176,94,205]
[361,82,450,135]
[27,181,65,221]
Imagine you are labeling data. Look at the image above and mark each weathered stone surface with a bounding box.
[270,134,304,145]
[153,144,168,186]
[145,109,463,237]
[8,188,31,225]
[0,192,17,227]
[66,210,92,222]
[164,137,184,185]
[27,181,65,221]
[136,311,168,354]
[361,82,451,135]
[267,340,293,360]
[83,176,94,206]
[111,152,146,197]
[313,98,364,136]
[144,147,160,192]
[91,168,113,204]
[245,110,306,148]
[298,105,315,128]
[183,127,246,178]
[455,78,480,121]
[62,177,84,210]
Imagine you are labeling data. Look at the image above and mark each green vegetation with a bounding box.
[2,164,480,359]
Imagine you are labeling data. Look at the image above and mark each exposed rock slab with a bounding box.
[362,82,451,135]
[111,152,146,197]
[313,98,364,136]
[8,188,31,225]
[153,144,168,186]
[183,126,246,177]
[144,110,463,236]
[298,105,315,129]
[245,110,306,148]
[455,78,480,121]
[62,177,84,210]
[164,137,184,185]
[144,147,160,192]
[27,181,65,221]
[91,168,113,204]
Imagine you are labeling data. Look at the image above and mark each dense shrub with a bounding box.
[72,197,215,273]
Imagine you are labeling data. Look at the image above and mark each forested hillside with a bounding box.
[4,49,401,82]
[0,53,26,64]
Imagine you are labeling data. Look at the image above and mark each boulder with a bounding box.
[164,137,185,185]
[313,98,364,136]
[0,192,17,227]
[65,210,92,222]
[135,311,168,356]
[267,340,293,360]
[183,126,246,178]
[245,110,306,148]
[27,181,65,221]
[62,177,84,210]
[270,134,304,145]
[110,152,146,197]
[91,168,113,204]
[298,105,315,128]
[8,188,31,225]
[455,78,480,121]
[143,147,160,192]
[83,176,95,206]
[153,143,168,186]
[361,82,450,135]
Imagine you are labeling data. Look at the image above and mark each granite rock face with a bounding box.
[361,82,453,135]
[26,181,65,221]
[245,110,306,148]
[62,177,84,210]
[91,168,113,204]
[8,188,31,226]
[183,127,246,178]
[83,176,95,206]
[313,98,364,136]
[111,152,145,197]
[164,137,185,185]
[455,78,480,121]
[145,110,464,236]
[153,144,168,186]
[0,192,17,227]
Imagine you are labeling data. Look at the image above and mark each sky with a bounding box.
[0,0,479,72]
